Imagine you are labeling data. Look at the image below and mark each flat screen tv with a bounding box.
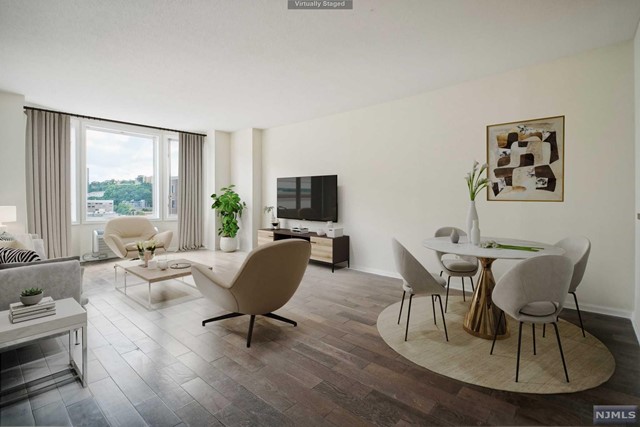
[277,175,338,222]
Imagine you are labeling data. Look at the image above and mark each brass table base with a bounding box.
[463,257,509,340]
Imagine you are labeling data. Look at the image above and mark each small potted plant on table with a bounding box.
[20,287,44,306]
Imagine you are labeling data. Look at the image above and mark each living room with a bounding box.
[1,1,640,426]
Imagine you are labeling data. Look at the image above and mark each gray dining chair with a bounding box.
[490,255,574,383]
[552,236,591,337]
[434,227,479,312]
[392,238,449,342]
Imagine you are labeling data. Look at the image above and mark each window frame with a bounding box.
[165,136,180,220]
[70,119,179,225]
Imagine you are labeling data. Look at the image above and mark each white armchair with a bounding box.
[103,217,173,259]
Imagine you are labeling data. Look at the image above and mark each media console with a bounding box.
[257,228,350,273]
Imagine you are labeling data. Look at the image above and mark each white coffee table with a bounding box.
[114,258,210,309]
[0,298,87,406]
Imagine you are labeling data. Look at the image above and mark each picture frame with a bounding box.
[486,115,564,202]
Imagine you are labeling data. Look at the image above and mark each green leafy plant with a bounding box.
[136,240,156,254]
[263,206,274,214]
[21,287,43,297]
[465,160,489,201]
[211,185,247,238]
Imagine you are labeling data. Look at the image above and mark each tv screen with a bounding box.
[277,175,338,222]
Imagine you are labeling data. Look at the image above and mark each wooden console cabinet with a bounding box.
[257,228,350,272]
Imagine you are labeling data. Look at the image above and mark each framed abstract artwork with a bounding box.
[486,116,564,202]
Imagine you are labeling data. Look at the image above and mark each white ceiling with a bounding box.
[1,0,639,133]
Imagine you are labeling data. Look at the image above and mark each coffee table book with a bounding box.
[9,297,57,323]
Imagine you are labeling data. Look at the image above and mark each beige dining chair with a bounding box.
[192,239,311,347]
[434,227,479,312]
[490,255,574,382]
[392,238,449,342]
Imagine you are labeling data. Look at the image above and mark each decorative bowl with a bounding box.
[316,229,326,236]
[20,292,43,306]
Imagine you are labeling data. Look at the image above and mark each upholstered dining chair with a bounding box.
[434,227,478,312]
[490,255,574,383]
[103,216,173,258]
[392,238,449,342]
[192,239,311,347]
[551,236,591,337]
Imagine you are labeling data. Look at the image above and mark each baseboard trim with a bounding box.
[562,300,632,319]
[350,265,401,279]
[350,266,633,320]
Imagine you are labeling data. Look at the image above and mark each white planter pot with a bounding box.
[220,236,238,252]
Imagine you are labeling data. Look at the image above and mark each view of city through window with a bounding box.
[86,128,156,220]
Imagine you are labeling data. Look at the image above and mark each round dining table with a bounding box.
[422,236,565,340]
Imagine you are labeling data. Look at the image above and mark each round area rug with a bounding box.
[377,296,615,394]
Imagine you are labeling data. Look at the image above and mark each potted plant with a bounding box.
[211,185,247,252]
[20,287,44,306]
[136,239,157,267]
[264,206,278,229]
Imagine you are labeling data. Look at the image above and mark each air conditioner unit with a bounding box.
[86,229,117,261]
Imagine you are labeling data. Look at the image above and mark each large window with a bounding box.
[85,127,157,221]
[69,120,178,223]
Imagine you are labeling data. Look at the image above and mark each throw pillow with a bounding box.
[0,247,41,264]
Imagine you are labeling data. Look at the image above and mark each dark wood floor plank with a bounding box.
[1,250,638,427]
[313,380,400,426]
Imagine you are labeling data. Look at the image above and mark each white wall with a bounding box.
[230,128,262,251]
[634,22,640,340]
[204,130,230,250]
[0,91,27,235]
[263,41,635,316]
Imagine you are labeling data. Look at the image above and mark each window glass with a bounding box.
[85,128,156,220]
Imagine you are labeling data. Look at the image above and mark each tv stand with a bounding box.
[257,228,349,273]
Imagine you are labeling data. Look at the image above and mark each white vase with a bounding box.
[220,236,237,252]
[471,220,481,246]
[466,200,478,242]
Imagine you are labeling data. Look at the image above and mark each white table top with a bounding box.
[0,298,86,346]
[422,236,565,260]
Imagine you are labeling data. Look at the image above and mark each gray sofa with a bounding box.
[0,257,85,310]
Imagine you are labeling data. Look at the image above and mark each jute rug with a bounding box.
[377,296,615,394]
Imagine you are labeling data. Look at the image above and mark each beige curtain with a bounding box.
[178,133,204,250]
[25,110,71,258]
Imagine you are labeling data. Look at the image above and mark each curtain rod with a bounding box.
[23,106,207,138]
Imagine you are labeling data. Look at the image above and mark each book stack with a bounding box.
[9,297,56,323]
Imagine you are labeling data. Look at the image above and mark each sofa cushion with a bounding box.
[0,256,79,270]
[0,247,41,264]
[0,259,83,311]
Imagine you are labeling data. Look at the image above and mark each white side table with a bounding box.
[0,298,87,407]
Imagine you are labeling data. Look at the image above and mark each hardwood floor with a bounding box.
[1,249,639,426]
